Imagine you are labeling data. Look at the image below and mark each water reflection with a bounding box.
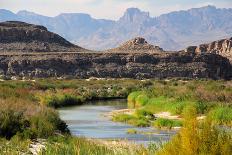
[59,99,176,145]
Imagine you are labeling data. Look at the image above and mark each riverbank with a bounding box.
[0,79,232,154]
[111,80,232,129]
[110,79,232,154]
[0,78,155,154]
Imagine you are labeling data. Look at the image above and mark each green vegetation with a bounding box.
[0,136,31,154]
[112,109,154,127]
[121,80,232,127]
[127,129,138,134]
[208,107,232,126]
[44,136,149,155]
[153,118,182,129]
[0,79,232,154]
[0,78,152,154]
[156,105,232,155]
[0,135,150,155]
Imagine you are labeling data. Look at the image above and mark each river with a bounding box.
[59,99,176,145]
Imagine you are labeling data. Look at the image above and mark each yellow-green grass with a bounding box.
[156,105,232,155]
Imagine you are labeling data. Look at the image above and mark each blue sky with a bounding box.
[1,0,232,19]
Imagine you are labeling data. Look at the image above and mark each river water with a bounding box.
[58,99,176,145]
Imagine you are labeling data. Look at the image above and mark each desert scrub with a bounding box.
[153,118,182,129]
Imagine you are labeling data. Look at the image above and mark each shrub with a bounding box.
[0,110,26,139]
[135,109,154,120]
[134,119,150,127]
[195,101,208,114]
[127,91,142,108]
[127,129,138,134]
[46,94,84,108]
[135,94,149,107]
[112,114,135,122]
[153,118,182,129]
[29,108,69,138]
[156,105,232,155]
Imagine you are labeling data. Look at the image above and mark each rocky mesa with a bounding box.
[0,21,231,80]
[185,37,232,62]
[0,21,89,53]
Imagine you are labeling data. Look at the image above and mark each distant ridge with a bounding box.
[0,5,231,51]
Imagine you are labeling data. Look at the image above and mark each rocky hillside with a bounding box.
[185,38,232,62]
[108,37,163,53]
[0,21,89,53]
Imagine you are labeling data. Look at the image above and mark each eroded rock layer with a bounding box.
[185,38,232,62]
[0,52,231,79]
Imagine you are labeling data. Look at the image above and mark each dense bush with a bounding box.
[0,110,26,139]
[45,94,84,108]
[127,91,142,108]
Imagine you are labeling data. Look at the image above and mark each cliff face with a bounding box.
[185,38,232,62]
[0,52,231,80]
[0,21,89,52]
[0,21,231,80]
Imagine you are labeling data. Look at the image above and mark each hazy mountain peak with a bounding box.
[0,9,14,14]
[198,5,216,10]
[57,13,91,18]
[119,7,150,22]
[17,10,39,16]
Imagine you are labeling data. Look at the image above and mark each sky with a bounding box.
[1,0,232,19]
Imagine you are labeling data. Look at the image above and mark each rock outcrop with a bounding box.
[0,21,231,80]
[0,21,89,53]
[108,37,163,53]
[185,38,232,62]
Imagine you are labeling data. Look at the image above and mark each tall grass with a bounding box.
[126,80,232,126]
[44,136,150,155]
[208,107,232,126]
[156,105,232,155]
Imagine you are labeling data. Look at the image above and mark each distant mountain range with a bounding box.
[0,5,232,50]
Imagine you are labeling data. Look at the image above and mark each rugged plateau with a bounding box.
[0,21,231,79]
